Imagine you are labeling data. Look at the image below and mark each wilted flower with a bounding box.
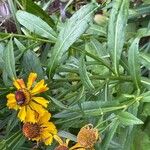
[76,124,99,149]
[6,73,49,123]
[22,111,57,145]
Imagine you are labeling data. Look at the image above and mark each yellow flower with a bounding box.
[54,135,85,150]
[22,111,57,145]
[6,73,49,123]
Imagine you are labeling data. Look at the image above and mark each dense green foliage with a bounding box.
[0,0,150,149]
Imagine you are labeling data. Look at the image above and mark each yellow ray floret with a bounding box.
[22,111,57,145]
[6,72,49,123]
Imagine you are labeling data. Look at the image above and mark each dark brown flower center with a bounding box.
[15,89,30,106]
[55,145,69,150]
[22,123,40,139]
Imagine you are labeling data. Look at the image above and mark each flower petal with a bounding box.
[70,143,85,150]
[17,106,26,122]
[41,131,53,145]
[42,122,57,135]
[31,80,49,95]
[32,136,41,142]
[38,111,51,124]
[25,106,36,123]
[32,97,49,108]
[13,79,26,89]
[53,135,64,145]
[29,101,46,116]
[27,73,37,90]
[6,93,18,110]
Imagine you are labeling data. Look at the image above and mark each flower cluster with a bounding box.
[6,73,57,145]
[6,73,100,148]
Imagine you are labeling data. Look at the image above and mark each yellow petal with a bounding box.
[25,106,36,123]
[31,80,49,95]
[29,101,46,116]
[17,106,26,122]
[32,97,49,108]
[53,135,64,145]
[38,111,51,124]
[42,122,57,135]
[70,143,85,150]
[13,79,26,89]
[6,93,18,110]
[41,131,53,145]
[32,136,41,142]
[27,73,37,90]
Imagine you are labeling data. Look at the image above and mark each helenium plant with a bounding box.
[0,0,150,150]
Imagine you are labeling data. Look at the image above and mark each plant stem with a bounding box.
[53,75,132,82]
[0,32,55,43]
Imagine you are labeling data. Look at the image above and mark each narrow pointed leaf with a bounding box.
[118,111,143,125]
[79,54,95,90]
[21,0,55,27]
[139,52,150,69]
[47,3,98,78]
[22,50,44,79]
[128,38,141,90]
[3,39,16,79]
[108,0,129,75]
[16,10,56,41]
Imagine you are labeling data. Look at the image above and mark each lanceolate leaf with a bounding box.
[139,52,150,69]
[16,11,56,41]
[79,54,95,90]
[21,0,55,27]
[107,0,129,76]
[22,50,44,79]
[47,3,98,78]
[128,38,141,90]
[3,39,16,79]
[102,119,120,150]
[118,111,143,125]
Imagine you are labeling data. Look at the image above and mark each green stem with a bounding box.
[0,32,54,43]
[53,75,132,82]
[73,47,116,74]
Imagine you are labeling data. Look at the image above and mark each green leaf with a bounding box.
[107,0,129,75]
[79,54,95,90]
[129,4,150,21]
[142,96,150,103]
[140,52,150,69]
[141,77,150,90]
[128,38,141,90]
[21,0,55,27]
[118,111,143,125]
[22,50,44,79]
[48,96,67,109]
[16,10,56,41]
[102,119,120,150]
[3,39,16,79]
[47,3,98,78]
[142,103,150,117]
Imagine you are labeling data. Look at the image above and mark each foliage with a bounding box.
[0,0,150,149]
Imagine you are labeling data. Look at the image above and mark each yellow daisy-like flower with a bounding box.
[6,73,49,123]
[22,111,57,145]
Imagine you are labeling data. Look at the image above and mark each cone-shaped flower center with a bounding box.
[23,123,40,139]
[15,89,30,106]
[55,145,69,150]
[77,124,99,148]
